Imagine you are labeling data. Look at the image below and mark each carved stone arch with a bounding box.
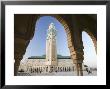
[15,14,95,76]
[34,15,79,75]
[31,14,84,76]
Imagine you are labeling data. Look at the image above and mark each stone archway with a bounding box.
[54,15,84,76]
[14,14,96,76]
[35,14,84,76]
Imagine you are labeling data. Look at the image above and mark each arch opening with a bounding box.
[15,14,97,76]
[19,16,75,76]
[23,16,71,59]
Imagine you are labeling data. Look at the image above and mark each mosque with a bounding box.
[15,14,97,76]
[18,23,75,75]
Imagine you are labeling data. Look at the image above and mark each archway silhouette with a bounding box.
[23,16,70,59]
[21,16,73,75]
[14,14,96,76]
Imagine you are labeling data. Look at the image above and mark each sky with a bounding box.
[23,16,97,67]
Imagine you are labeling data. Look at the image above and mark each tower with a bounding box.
[46,23,57,66]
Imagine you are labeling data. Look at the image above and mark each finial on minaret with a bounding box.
[49,23,55,29]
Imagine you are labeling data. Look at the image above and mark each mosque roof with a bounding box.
[28,54,71,59]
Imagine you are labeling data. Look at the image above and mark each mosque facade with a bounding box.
[19,55,74,74]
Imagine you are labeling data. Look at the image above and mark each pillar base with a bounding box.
[14,59,21,76]
[74,63,83,76]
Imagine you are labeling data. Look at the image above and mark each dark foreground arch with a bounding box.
[14,14,97,76]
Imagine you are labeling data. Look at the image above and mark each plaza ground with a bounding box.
[17,70,97,76]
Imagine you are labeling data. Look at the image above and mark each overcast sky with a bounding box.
[23,16,97,67]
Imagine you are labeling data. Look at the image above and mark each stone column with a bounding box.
[14,56,22,76]
[69,42,84,76]
[67,17,84,76]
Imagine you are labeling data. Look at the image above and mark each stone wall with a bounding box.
[18,59,74,72]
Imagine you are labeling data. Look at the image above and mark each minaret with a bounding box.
[46,23,57,66]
